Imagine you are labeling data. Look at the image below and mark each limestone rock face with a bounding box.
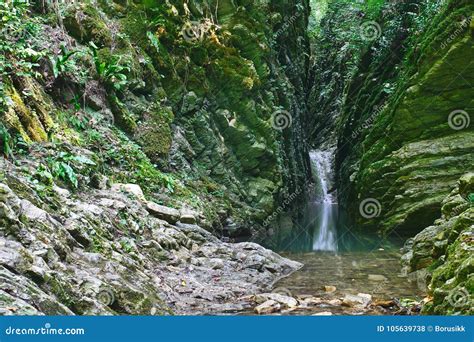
[0,158,301,315]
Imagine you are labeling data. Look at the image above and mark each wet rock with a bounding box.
[254,300,280,314]
[401,173,474,314]
[146,202,180,224]
[323,285,336,293]
[254,293,298,308]
[373,299,396,308]
[342,293,372,307]
[299,297,323,307]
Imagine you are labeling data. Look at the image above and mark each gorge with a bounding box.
[0,0,473,316]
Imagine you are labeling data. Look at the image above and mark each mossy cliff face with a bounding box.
[402,173,473,315]
[1,1,312,238]
[307,0,473,314]
[309,0,474,236]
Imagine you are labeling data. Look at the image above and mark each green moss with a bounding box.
[135,106,174,161]
[5,84,48,142]
[64,3,113,47]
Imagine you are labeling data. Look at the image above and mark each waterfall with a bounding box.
[310,151,338,251]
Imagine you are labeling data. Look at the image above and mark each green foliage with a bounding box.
[33,163,54,186]
[0,2,42,75]
[0,2,43,109]
[146,31,161,52]
[31,151,96,189]
[48,44,79,78]
[56,109,89,131]
[89,42,130,91]
[119,238,134,253]
[93,128,177,194]
[0,123,13,159]
[50,159,78,188]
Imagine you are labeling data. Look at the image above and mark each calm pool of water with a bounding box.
[275,247,424,304]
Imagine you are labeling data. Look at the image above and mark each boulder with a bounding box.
[254,293,298,308]
[299,297,323,307]
[111,184,145,201]
[342,293,372,307]
[146,202,180,224]
[180,214,196,224]
[254,300,280,314]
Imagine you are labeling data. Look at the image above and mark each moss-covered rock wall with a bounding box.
[308,0,473,237]
[0,0,312,240]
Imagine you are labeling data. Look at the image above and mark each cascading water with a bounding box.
[310,151,338,251]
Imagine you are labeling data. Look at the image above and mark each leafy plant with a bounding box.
[48,44,78,78]
[51,160,78,188]
[0,2,42,78]
[89,42,130,91]
[70,94,82,111]
[0,2,43,109]
[46,151,96,188]
[33,163,54,186]
[0,123,13,159]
